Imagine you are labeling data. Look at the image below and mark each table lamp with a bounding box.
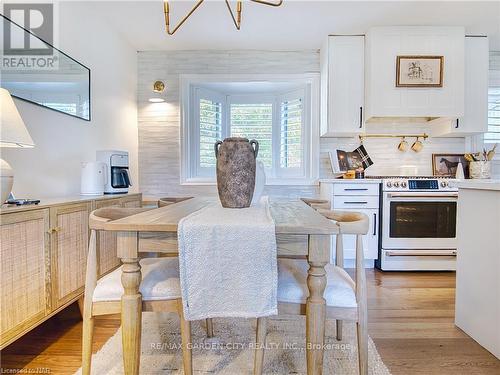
[0,88,35,204]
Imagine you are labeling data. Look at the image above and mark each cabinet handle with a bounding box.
[343,201,367,204]
[455,119,459,129]
[359,107,363,128]
[47,227,61,234]
[344,188,368,191]
[373,213,377,236]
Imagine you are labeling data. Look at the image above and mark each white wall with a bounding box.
[1,2,139,198]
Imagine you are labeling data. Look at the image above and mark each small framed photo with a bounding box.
[432,153,468,177]
[396,55,444,87]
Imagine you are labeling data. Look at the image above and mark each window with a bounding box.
[486,87,500,144]
[485,52,500,147]
[181,75,319,185]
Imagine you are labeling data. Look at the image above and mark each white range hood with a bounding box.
[364,26,465,123]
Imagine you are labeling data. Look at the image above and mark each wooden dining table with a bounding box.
[101,197,339,375]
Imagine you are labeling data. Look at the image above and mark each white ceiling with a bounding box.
[92,1,500,51]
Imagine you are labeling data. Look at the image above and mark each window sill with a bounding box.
[181,178,319,186]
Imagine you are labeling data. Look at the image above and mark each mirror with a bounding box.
[0,15,91,121]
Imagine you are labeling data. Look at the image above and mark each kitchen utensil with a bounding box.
[215,137,258,208]
[411,137,423,152]
[487,144,497,160]
[398,137,409,152]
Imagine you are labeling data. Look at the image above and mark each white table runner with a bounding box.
[177,197,277,321]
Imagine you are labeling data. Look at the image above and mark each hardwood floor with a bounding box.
[1,270,499,374]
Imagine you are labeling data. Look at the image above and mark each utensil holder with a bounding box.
[469,161,491,179]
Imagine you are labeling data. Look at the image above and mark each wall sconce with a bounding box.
[148,80,166,103]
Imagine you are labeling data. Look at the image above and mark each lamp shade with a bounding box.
[0,88,34,148]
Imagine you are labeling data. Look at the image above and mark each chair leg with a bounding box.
[206,318,214,338]
[356,320,368,375]
[81,314,94,375]
[253,317,267,375]
[336,320,343,341]
[178,302,193,375]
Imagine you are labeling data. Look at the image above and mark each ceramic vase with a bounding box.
[214,137,259,208]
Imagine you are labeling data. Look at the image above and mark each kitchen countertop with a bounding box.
[319,178,382,184]
[0,192,142,213]
[456,179,500,191]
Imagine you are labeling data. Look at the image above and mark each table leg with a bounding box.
[306,235,329,375]
[121,258,142,375]
[118,231,142,375]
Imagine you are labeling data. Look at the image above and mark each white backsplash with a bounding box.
[320,122,465,178]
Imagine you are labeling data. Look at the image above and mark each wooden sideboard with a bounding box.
[0,193,142,349]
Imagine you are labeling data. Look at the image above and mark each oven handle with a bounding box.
[385,250,457,257]
[387,193,458,198]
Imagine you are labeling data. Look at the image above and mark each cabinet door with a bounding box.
[50,203,91,308]
[94,199,122,277]
[455,36,489,135]
[1,210,50,347]
[322,36,364,136]
[332,208,379,261]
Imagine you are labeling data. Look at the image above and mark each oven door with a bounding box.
[382,192,458,249]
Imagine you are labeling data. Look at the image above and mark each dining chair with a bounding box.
[157,198,215,338]
[253,204,369,375]
[81,207,194,375]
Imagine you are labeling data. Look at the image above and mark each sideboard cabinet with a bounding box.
[0,193,142,349]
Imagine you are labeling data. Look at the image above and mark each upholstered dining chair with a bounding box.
[253,203,369,375]
[81,207,194,375]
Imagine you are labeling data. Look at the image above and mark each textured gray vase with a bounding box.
[214,137,259,208]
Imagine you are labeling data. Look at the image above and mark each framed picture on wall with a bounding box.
[396,56,444,87]
[432,153,469,178]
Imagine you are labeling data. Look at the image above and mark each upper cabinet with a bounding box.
[431,36,489,136]
[321,35,365,137]
[364,26,465,122]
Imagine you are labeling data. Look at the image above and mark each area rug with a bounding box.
[76,313,391,374]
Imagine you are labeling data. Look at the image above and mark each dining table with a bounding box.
[100,196,340,375]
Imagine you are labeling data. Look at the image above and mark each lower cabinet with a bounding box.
[320,182,380,265]
[0,209,50,347]
[0,193,142,349]
[49,202,91,308]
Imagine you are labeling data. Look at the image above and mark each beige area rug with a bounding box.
[76,313,391,374]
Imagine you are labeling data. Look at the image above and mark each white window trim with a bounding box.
[180,73,320,186]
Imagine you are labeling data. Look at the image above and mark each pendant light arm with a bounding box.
[225,0,242,30]
[251,0,283,6]
[164,0,205,35]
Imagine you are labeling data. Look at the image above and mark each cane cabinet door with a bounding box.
[0,209,50,348]
[49,203,91,308]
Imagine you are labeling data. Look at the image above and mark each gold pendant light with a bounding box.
[163,0,283,35]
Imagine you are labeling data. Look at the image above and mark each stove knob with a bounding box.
[386,181,392,188]
[441,181,448,188]
[401,181,407,188]
[393,181,400,188]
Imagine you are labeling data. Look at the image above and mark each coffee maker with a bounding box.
[96,150,132,194]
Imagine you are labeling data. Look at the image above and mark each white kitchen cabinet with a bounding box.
[320,35,365,137]
[365,26,465,121]
[320,181,380,266]
[431,36,489,136]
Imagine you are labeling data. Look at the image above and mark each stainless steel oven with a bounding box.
[378,178,458,271]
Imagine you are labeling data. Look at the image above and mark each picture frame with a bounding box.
[396,55,444,87]
[432,153,469,178]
